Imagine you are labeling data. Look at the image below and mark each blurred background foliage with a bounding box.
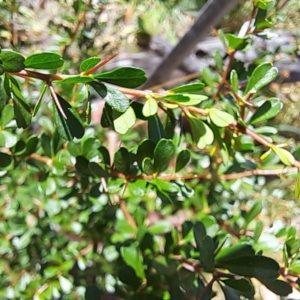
[0,0,300,299]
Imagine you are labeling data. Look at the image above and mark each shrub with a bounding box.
[0,0,299,299]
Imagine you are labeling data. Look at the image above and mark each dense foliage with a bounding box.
[0,0,300,299]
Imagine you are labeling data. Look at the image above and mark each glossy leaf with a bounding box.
[136,139,156,170]
[142,157,154,175]
[209,109,235,127]
[90,81,130,112]
[244,63,278,94]
[222,278,253,292]
[153,139,175,173]
[114,147,130,174]
[215,244,255,263]
[148,114,165,143]
[80,57,101,72]
[88,162,109,178]
[113,106,136,134]
[162,93,207,106]
[0,50,25,72]
[218,256,280,280]
[193,222,215,272]
[93,67,147,88]
[52,94,84,140]
[25,52,64,69]
[176,149,191,172]
[249,98,282,124]
[170,82,205,94]
[56,75,93,84]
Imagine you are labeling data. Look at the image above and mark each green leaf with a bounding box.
[23,135,39,155]
[24,52,64,69]
[120,245,145,279]
[90,81,130,112]
[259,279,292,296]
[75,156,93,176]
[136,139,156,170]
[153,178,180,193]
[272,146,295,166]
[243,202,263,229]
[0,50,25,72]
[222,278,253,292]
[142,97,158,117]
[0,104,14,128]
[88,162,109,178]
[220,285,242,300]
[215,244,255,263]
[80,57,101,72]
[244,63,278,95]
[56,75,93,84]
[225,34,245,49]
[230,70,239,93]
[162,93,207,106]
[93,67,147,88]
[99,146,111,166]
[11,85,32,128]
[218,256,280,280]
[0,130,17,148]
[114,147,130,174]
[170,82,205,94]
[209,109,235,127]
[249,98,282,124]
[113,106,136,134]
[148,114,165,143]
[52,94,85,140]
[33,84,47,116]
[189,118,214,149]
[193,222,215,272]
[214,50,224,71]
[153,139,175,173]
[176,149,191,172]
[201,66,215,87]
[0,152,12,168]
[148,220,172,234]
[142,157,154,175]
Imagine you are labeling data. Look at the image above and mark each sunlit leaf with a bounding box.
[25,52,64,69]
[244,63,278,95]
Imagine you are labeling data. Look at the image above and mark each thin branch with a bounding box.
[83,53,119,75]
[119,199,137,230]
[47,82,67,119]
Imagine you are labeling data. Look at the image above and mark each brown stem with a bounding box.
[83,53,119,75]
[47,83,67,119]
[119,199,137,230]
[197,275,216,300]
